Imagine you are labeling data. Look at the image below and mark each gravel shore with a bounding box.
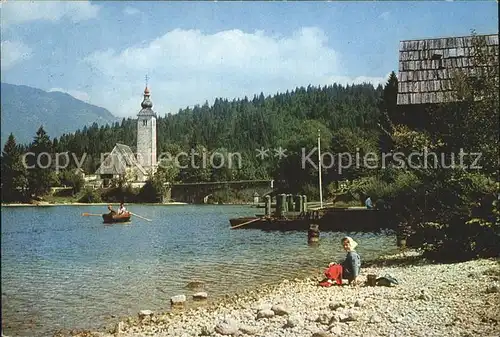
[61,252,499,337]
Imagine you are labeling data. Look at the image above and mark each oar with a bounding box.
[82,213,102,216]
[230,217,262,229]
[130,212,152,222]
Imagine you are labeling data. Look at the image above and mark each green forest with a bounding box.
[2,80,388,199]
[1,34,498,261]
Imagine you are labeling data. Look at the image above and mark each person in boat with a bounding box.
[117,202,127,215]
[319,236,361,287]
[107,205,116,216]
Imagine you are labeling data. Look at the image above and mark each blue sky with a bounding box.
[1,1,498,117]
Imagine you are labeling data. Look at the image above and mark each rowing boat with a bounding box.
[102,212,131,224]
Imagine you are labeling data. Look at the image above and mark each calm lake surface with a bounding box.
[1,205,398,336]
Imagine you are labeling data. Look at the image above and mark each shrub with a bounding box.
[78,187,102,203]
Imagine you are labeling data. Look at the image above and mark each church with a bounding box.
[95,85,158,186]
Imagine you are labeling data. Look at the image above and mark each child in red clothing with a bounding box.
[318,264,343,287]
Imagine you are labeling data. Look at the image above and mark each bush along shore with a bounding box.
[55,252,500,337]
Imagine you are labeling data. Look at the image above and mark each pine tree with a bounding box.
[27,126,57,198]
[377,71,398,152]
[1,133,28,202]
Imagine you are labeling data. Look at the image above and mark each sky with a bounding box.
[1,1,498,118]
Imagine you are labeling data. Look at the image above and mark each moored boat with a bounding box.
[102,212,131,224]
[229,216,261,227]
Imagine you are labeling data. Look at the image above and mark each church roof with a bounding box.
[138,86,156,117]
[95,143,147,176]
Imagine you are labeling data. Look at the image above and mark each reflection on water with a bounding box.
[1,205,398,336]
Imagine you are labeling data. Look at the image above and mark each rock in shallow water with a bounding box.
[170,295,186,306]
[185,281,205,289]
[193,292,208,300]
[139,310,154,319]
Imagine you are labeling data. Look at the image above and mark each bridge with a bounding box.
[169,179,277,203]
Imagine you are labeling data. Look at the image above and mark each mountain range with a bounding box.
[1,83,120,146]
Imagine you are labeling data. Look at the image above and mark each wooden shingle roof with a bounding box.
[95,143,147,176]
[397,34,499,105]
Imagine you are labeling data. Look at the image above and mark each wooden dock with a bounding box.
[230,207,395,232]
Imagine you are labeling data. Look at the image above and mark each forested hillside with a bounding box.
[44,82,384,185]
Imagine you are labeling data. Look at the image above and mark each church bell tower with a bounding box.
[136,82,157,175]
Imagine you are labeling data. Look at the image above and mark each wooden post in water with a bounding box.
[308,223,320,245]
[276,194,282,217]
[287,194,294,213]
[265,195,272,217]
[276,194,286,217]
[294,195,302,212]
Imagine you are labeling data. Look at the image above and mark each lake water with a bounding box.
[1,205,398,336]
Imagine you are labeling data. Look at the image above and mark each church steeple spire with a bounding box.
[139,75,154,112]
[143,74,150,96]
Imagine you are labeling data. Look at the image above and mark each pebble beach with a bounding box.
[55,252,500,337]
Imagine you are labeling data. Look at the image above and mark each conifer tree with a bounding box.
[27,126,57,197]
[1,133,28,202]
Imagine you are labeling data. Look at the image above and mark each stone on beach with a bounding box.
[271,304,290,316]
[214,317,239,335]
[284,315,300,328]
[256,308,275,319]
[486,283,499,293]
[239,324,259,335]
[311,332,335,337]
[329,302,346,311]
[138,310,154,318]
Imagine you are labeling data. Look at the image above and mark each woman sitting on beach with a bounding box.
[339,236,361,285]
[319,236,361,286]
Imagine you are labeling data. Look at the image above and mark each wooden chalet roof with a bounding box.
[397,33,499,105]
[95,143,147,176]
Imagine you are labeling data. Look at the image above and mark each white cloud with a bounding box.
[123,6,140,16]
[379,11,390,21]
[0,40,33,70]
[1,1,100,26]
[83,27,387,117]
[49,88,90,102]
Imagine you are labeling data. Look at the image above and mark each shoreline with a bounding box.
[0,201,261,207]
[59,252,500,337]
[1,202,189,207]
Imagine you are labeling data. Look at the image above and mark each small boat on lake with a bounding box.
[102,212,131,224]
[229,216,262,227]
